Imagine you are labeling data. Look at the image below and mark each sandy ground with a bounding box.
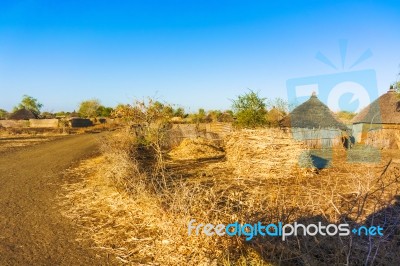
[0,133,117,265]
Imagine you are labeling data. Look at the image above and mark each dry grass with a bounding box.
[59,129,236,265]
[59,127,400,265]
[0,128,62,152]
[168,137,224,160]
[366,129,400,149]
[0,137,51,152]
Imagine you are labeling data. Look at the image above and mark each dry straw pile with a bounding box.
[225,128,313,179]
[168,137,224,160]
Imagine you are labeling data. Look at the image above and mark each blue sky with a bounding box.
[0,0,399,112]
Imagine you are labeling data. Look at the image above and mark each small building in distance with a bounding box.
[69,117,93,128]
[280,93,350,148]
[266,107,286,127]
[352,87,400,149]
[8,108,39,120]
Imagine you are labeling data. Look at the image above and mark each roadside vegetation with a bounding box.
[59,94,400,265]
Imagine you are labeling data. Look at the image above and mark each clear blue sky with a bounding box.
[0,0,399,112]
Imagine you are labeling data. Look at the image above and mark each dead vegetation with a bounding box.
[168,137,224,160]
[0,127,64,152]
[59,124,400,265]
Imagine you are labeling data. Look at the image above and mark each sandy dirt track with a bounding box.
[0,133,116,265]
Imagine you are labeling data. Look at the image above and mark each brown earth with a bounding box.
[0,133,117,265]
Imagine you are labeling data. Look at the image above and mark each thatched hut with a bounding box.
[266,107,286,127]
[280,93,349,148]
[8,108,39,120]
[352,88,400,148]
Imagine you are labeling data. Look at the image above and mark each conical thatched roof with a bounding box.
[352,89,400,124]
[280,94,348,130]
[268,107,286,121]
[8,108,39,120]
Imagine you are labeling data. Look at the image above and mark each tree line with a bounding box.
[1,89,369,128]
[0,92,298,128]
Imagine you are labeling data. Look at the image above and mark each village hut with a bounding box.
[280,93,350,148]
[266,107,286,127]
[8,108,39,120]
[352,87,400,148]
[217,112,234,122]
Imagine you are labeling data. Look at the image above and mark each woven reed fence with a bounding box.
[29,119,59,128]
[225,129,314,180]
[365,129,400,149]
[290,127,346,148]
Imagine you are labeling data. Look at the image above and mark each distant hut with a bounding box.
[352,87,400,148]
[266,107,286,127]
[217,112,234,123]
[280,93,349,148]
[8,108,39,120]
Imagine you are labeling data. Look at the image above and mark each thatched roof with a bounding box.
[352,89,400,124]
[8,108,39,120]
[280,94,348,130]
[268,107,286,120]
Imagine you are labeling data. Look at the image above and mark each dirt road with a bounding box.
[0,133,115,265]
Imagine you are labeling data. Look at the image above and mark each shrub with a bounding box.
[232,90,267,128]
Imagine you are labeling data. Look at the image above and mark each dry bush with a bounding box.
[60,127,400,265]
[60,131,236,265]
[366,129,400,149]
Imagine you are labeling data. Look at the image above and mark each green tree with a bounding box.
[40,111,55,119]
[231,90,267,128]
[394,81,400,93]
[14,95,43,115]
[267,98,289,115]
[96,106,114,117]
[173,107,186,118]
[197,108,206,122]
[265,98,289,127]
[186,108,207,123]
[146,101,174,120]
[78,99,101,118]
[0,109,8,119]
[55,111,67,117]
